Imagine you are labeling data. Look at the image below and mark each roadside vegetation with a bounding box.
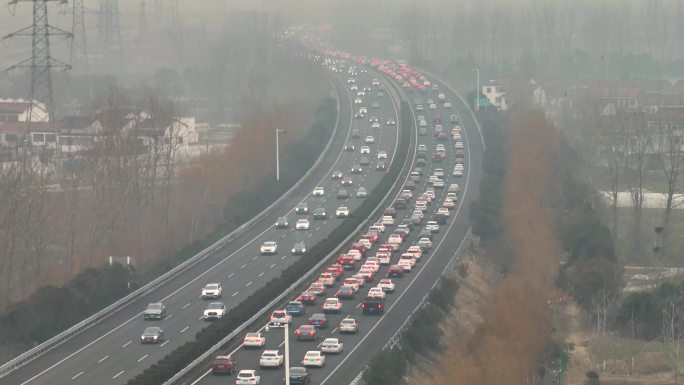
[0,95,335,358]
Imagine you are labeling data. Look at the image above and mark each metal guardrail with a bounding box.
[164,67,416,385]
[348,227,472,385]
[0,79,344,379]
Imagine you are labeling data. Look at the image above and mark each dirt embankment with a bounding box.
[417,111,562,385]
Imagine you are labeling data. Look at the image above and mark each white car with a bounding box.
[415,204,427,212]
[343,278,360,292]
[434,168,444,177]
[243,332,266,348]
[347,249,362,261]
[433,180,445,188]
[322,298,342,313]
[381,216,395,226]
[371,122,381,129]
[259,350,284,368]
[398,258,413,272]
[365,136,375,144]
[313,186,325,196]
[321,338,344,354]
[425,221,440,233]
[269,310,292,326]
[453,168,464,177]
[302,351,326,367]
[417,237,433,249]
[388,234,403,244]
[429,103,437,110]
[336,206,349,218]
[378,278,395,292]
[399,253,417,267]
[407,246,423,260]
[377,151,388,159]
[360,146,370,154]
[354,98,362,104]
[376,252,391,265]
[455,141,464,149]
[367,287,386,300]
[296,218,310,230]
[425,189,436,199]
[203,302,227,320]
[454,163,465,170]
[339,318,359,333]
[201,283,222,299]
[437,207,450,217]
[236,370,260,384]
[444,102,452,109]
[260,241,278,255]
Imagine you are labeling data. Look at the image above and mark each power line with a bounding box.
[3,0,72,134]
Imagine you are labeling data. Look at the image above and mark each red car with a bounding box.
[361,232,380,244]
[338,255,356,269]
[297,291,317,305]
[329,264,345,277]
[378,245,393,254]
[383,207,397,217]
[212,354,237,375]
[351,242,368,254]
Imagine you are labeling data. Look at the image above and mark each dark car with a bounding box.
[276,216,289,228]
[212,354,236,375]
[143,302,166,320]
[344,142,355,151]
[404,181,416,190]
[432,152,443,162]
[337,189,350,199]
[286,301,306,316]
[362,300,384,315]
[294,325,318,341]
[291,242,306,255]
[359,157,370,166]
[313,208,327,219]
[384,207,397,217]
[394,199,408,210]
[295,203,308,214]
[387,265,404,278]
[376,162,387,171]
[416,158,427,167]
[351,164,363,174]
[419,229,433,240]
[289,367,311,385]
[336,285,356,300]
[297,291,317,306]
[308,313,329,329]
[140,326,164,344]
[455,149,465,158]
[341,178,353,186]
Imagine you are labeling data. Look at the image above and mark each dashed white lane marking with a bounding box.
[161,340,170,347]
[98,355,109,363]
[166,314,173,320]
[71,372,83,380]
[279,341,285,347]
[197,316,204,320]
[258,272,264,277]
[138,354,148,362]
[180,326,189,333]
[270,263,276,268]
[246,281,252,287]
[182,303,191,309]
[228,273,235,278]
[232,291,239,297]
[252,255,258,260]
[281,255,287,260]
[112,370,124,379]
[355,303,362,308]
[307,234,313,238]
[332,327,338,333]
[240,264,247,269]
[121,341,132,348]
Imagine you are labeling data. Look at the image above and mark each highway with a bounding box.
[0,59,404,385]
[190,63,485,385]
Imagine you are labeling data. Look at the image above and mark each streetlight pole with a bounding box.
[284,321,290,385]
[276,128,286,181]
[473,68,480,111]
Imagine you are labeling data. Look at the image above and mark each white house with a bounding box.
[482,81,509,111]
[0,98,49,123]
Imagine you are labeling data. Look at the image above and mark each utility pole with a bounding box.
[98,0,123,74]
[3,0,72,134]
[276,128,286,181]
[70,0,88,73]
[473,67,480,112]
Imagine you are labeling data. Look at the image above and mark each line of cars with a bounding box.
[205,66,465,385]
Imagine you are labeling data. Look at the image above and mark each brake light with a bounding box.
[309,331,315,336]
[378,304,383,309]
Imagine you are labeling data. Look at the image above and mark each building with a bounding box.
[482,80,509,110]
[0,98,49,123]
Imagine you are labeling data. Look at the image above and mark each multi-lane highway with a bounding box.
[0,60,405,385]
[189,62,485,385]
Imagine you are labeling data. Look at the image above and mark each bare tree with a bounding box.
[662,285,684,385]
[591,286,618,337]
[649,121,684,257]
[623,112,647,258]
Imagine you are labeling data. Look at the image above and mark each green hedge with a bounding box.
[0,98,336,353]
[126,98,413,385]
[363,277,459,385]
